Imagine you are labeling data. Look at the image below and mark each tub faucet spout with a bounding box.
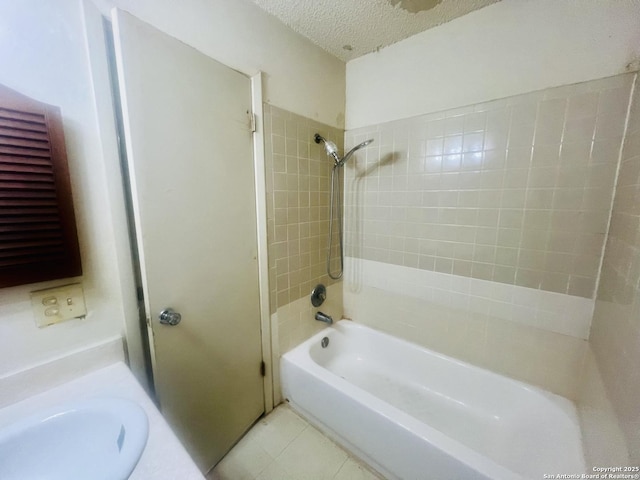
[315,311,333,324]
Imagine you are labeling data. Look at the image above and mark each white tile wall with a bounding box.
[590,72,640,464]
[577,349,630,470]
[343,264,589,399]
[344,73,634,300]
[274,283,343,355]
[345,257,593,339]
[271,283,343,405]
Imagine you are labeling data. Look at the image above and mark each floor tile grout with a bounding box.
[210,404,383,480]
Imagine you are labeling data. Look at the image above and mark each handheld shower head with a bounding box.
[340,138,374,165]
[313,133,375,280]
[314,134,341,164]
[314,133,374,166]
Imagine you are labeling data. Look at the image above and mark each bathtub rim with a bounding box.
[281,320,584,480]
[287,320,582,416]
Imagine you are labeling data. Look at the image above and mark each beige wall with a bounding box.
[263,105,345,356]
[345,74,633,300]
[346,0,640,129]
[0,0,345,383]
[590,74,640,463]
[98,0,346,129]
[0,0,132,377]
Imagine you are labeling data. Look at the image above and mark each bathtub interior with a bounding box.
[289,321,585,479]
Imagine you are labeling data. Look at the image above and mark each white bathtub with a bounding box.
[281,321,585,480]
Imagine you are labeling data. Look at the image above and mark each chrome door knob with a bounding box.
[159,308,182,326]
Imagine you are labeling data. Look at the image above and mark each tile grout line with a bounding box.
[331,456,350,479]
[590,73,638,336]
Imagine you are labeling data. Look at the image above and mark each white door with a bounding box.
[111,10,264,471]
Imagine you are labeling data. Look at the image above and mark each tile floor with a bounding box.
[207,404,383,480]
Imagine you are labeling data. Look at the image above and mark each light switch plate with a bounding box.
[30,283,87,328]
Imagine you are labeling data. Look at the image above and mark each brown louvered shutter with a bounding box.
[0,84,81,287]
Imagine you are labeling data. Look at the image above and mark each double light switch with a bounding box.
[30,283,87,328]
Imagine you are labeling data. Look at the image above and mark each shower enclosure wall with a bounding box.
[342,72,638,466]
[262,105,345,400]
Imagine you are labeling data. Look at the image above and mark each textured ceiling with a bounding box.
[250,0,501,61]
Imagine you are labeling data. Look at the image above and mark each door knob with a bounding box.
[159,308,182,326]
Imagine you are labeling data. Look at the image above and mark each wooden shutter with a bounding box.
[0,83,82,287]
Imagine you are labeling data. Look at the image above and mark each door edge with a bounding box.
[251,71,275,414]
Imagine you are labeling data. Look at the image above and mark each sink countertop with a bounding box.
[0,362,205,480]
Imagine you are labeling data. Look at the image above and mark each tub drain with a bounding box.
[321,336,329,348]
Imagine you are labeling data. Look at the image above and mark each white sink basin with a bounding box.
[0,397,149,480]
